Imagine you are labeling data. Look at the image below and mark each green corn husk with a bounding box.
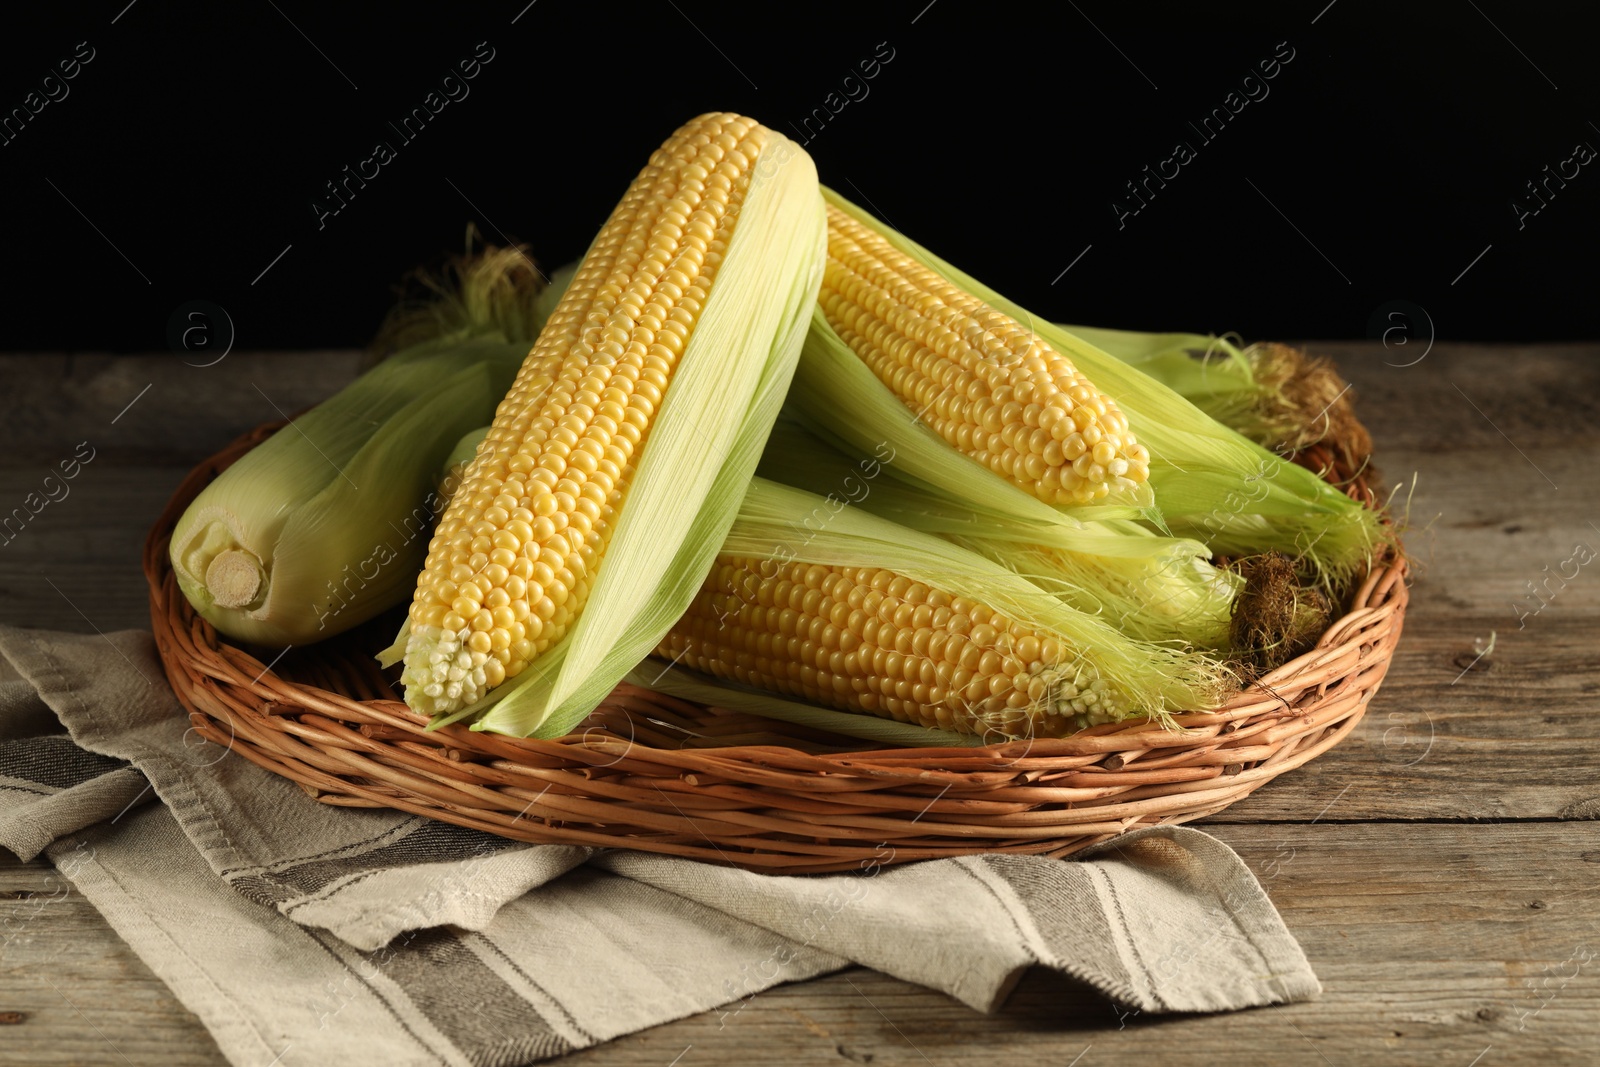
[1061,324,1370,461]
[419,129,828,739]
[631,662,988,748]
[529,259,580,332]
[170,337,532,645]
[170,239,556,646]
[640,477,1230,741]
[814,188,1387,585]
[1061,325,1268,433]
[756,419,1240,648]
[437,425,490,501]
[425,424,1051,737]
[789,305,1156,526]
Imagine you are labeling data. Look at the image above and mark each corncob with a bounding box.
[822,207,1149,507]
[396,113,826,726]
[797,189,1387,584]
[756,419,1239,648]
[667,556,1115,735]
[168,246,547,646]
[652,478,1226,739]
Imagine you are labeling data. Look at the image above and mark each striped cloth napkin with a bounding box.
[0,626,1319,1066]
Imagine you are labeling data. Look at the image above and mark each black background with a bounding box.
[1,0,1594,352]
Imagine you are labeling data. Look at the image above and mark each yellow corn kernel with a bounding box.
[821,206,1149,505]
[658,555,1126,737]
[401,113,774,715]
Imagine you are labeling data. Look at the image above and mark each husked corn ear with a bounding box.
[659,556,1130,738]
[756,418,1240,648]
[401,112,778,715]
[821,206,1149,505]
[817,188,1387,582]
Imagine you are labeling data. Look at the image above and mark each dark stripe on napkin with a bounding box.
[383,928,576,1065]
[228,821,525,905]
[0,734,126,791]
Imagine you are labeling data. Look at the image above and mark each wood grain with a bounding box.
[5,823,1596,1066]
[0,856,223,1066]
[2,346,1594,822]
[1,343,1596,1065]
[0,351,365,467]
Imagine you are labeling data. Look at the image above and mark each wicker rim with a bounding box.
[146,423,1407,873]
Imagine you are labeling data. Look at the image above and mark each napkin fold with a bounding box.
[0,626,1319,1066]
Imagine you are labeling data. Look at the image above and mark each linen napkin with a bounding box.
[0,626,1320,1066]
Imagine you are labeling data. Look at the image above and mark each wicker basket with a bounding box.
[146,423,1406,874]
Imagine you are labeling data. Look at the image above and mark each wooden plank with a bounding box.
[3,454,1587,825]
[0,854,224,1066]
[1211,346,1600,822]
[1197,342,1599,822]
[1207,614,1600,822]
[1,348,1598,823]
[3,343,1594,468]
[5,822,1595,1066]
[0,467,197,635]
[563,822,1600,1066]
[1308,342,1600,454]
[0,351,363,468]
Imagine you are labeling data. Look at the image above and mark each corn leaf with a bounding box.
[628,661,986,748]
[171,338,527,645]
[460,136,828,738]
[706,478,1229,728]
[756,419,1239,647]
[821,187,1385,582]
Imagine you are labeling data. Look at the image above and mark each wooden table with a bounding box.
[2,344,1596,1065]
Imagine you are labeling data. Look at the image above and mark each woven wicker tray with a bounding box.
[146,423,1406,874]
